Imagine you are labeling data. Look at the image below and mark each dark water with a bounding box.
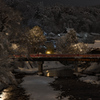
[44,68,74,78]
[45,69,100,100]
[51,77,100,100]
[0,74,29,100]
[1,69,100,100]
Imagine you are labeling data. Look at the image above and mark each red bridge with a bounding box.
[12,54,100,75]
[12,54,100,62]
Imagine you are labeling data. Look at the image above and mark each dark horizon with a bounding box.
[30,0,100,6]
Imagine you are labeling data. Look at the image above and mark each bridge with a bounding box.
[11,54,100,75]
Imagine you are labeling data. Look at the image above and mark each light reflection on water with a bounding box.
[45,68,74,77]
[0,88,10,100]
[47,72,50,77]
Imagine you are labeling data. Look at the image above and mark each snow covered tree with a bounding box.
[56,29,88,54]
[27,26,46,53]
[67,43,88,54]
[56,29,77,53]
[0,0,23,85]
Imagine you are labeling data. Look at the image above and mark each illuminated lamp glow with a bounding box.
[46,51,51,54]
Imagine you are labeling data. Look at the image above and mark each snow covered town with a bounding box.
[0,0,100,100]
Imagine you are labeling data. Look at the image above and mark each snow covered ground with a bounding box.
[18,61,71,100]
[79,62,100,84]
[1,61,100,100]
[14,61,67,74]
[19,61,100,100]
[21,75,69,100]
[79,75,100,84]
[14,61,100,85]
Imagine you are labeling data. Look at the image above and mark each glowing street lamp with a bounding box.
[45,50,52,54]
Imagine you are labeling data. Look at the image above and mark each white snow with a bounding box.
[90,33,100,36]
[79,63,100,84]
[11,43,19,50]
[13,61,100,99]
[84,63,100,74]
[79,75,100,84]
[14,67,38,74]
[18,61,70,100]
[43,61,66,69]
[14,61,67,74]
[21,75,69,100]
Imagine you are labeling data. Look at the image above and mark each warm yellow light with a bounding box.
[46,51,51,54]
[47,73,50,77]
[0,89,8,100]
[46,70,49,72]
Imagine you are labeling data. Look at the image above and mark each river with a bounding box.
[0,68,100,100]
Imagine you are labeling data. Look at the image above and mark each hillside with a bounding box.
[3,0,100,34]
[4,0,100,6]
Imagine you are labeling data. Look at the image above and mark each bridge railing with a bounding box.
[12,54,100,58]
[10,54,100,62]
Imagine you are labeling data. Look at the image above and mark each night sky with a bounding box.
[31,0,100,6]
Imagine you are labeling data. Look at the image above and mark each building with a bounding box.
[87,40,100,49]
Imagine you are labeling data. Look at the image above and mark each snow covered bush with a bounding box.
[56,29,88,54]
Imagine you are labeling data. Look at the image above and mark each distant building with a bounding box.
[87,40,100,49]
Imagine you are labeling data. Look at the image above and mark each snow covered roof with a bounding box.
[93,42,100,48]
[87,40,100,48]
[95,40,100,43]
[87,44,94,48]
